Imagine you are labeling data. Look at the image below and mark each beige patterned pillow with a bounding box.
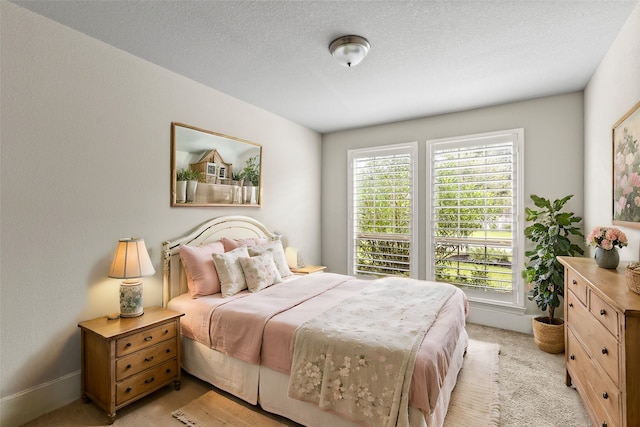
[212,246,250,297]
[248,241,292,278]
[239,252,282,293]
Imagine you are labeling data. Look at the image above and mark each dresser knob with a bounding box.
[600,309,606,316]
[145,377,155,384]
[166,349,171,353]
[125,343,132,348]
[126,364,131,369]
[570,354,575,360]
[144,336,153,342]
[164,329,169,334]
[166,368,172,374]
[572,279,577,285]
[569,303,574,308]
[602,347,608,355]
[602,422,607,427]
[144,356,154,362]
[125,387,132,393]
[603,391,609,399]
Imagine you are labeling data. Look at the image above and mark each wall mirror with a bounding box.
[171,122,262,207]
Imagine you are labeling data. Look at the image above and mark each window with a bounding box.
[428,129,524,306]
[348,143,417,278]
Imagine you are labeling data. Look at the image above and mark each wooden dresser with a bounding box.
[558,257,640,427]
[78,307,184,424]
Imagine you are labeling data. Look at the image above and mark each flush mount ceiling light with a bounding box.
[329,35,370,67]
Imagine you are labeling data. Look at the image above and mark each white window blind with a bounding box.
[348,144,416,278]
[429,129,523,305]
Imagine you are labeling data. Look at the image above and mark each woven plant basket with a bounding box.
[626,264,640,295]
[532,316,565,354]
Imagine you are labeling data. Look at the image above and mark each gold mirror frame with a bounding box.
[171,122,262,207]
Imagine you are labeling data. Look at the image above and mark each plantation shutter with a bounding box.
[429,130,522,302]
[349,144,416,278]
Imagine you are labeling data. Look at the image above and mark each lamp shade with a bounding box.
[329,35,370,67]
[108,238,155,280]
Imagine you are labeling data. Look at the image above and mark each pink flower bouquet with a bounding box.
[587,226,628,250]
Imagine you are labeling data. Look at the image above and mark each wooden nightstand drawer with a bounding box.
[116,320,176,357]
[590,292,619,338]
[116,359,178,405]
[115,339,177,381]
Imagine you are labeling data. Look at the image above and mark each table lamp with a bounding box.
[108,237,155,318]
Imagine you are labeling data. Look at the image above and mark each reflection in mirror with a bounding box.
[171,122,262,206]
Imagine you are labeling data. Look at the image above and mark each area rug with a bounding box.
[444,338,500,426]
[172,338,500,426]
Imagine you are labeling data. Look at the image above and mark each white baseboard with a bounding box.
[0,370,80,427]
[466,301,533,334]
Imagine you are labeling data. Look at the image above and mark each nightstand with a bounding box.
[78,307,184,424]
[291,265,327,274]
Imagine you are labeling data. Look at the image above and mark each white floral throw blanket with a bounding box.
[288,277,456,427]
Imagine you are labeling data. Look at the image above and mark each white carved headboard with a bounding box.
[162,215,277,306]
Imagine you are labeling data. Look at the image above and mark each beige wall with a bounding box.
[584,2,640,260]
[322,92,586,332]
[0,3,321,425]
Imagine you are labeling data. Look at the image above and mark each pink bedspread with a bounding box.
[168,273,468,415]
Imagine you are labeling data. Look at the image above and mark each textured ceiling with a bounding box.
[12,1,639,133]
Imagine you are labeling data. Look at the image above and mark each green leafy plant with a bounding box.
[176,168,203,181]
[239,156,260,186]
[522,194,584,322]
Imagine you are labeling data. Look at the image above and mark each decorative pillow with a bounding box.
[248,241,293,278]
[221,236,269,252]
[239,252,282,293]
[212,246,250,297]
[179,242,225,297]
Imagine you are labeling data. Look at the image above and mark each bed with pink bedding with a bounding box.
[163,216,468,427]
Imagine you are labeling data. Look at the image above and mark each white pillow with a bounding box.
[239,252,282,293]
[212,246,250,297]
[248,241,292,278]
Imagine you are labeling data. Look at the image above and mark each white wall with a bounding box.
[0,3,321,425]
[584,2,640,260]
[321,92,585,332]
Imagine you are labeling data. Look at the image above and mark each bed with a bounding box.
[162,216,468,427]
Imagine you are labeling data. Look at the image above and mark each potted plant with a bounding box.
[522,194,584,353]
[176,169,203,203]
[239,156,260,204]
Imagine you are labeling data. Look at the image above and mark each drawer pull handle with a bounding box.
[166,349,171,354]
[603,391,609,399]
[570,354,575,360]
[126,387,132,393]
[602,347,608,355]
[600,309,606,316]
[602,422,607,427]
[569,303,574,308]
[572,279,577,285]
[164,329,169,334]
[126,364,131,369]
[125,343,132,348]
[144,336,153,342]
[144,356,154,362]
[145,377,155,384]
[166,368,172,374]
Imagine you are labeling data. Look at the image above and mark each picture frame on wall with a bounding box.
[612,101,640,228]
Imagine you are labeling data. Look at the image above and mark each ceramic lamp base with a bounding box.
[120,280,144,318]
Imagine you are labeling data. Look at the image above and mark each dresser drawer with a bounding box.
[115,339,177,381]
[567,269,588,305]
[116,359,178,405]
[567,330,620,427]
[590,292,619,338]
[567,291,619,385]
[116,321,177,357]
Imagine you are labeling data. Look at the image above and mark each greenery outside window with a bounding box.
[428,129,524,306]
[348,143,417,278]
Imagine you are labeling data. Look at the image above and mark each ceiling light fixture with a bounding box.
[329,35,370,67]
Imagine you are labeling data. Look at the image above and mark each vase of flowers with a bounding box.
[587,226,628,269]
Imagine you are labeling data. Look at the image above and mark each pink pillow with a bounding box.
[179,242,225,297]
[221,236,269,252]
